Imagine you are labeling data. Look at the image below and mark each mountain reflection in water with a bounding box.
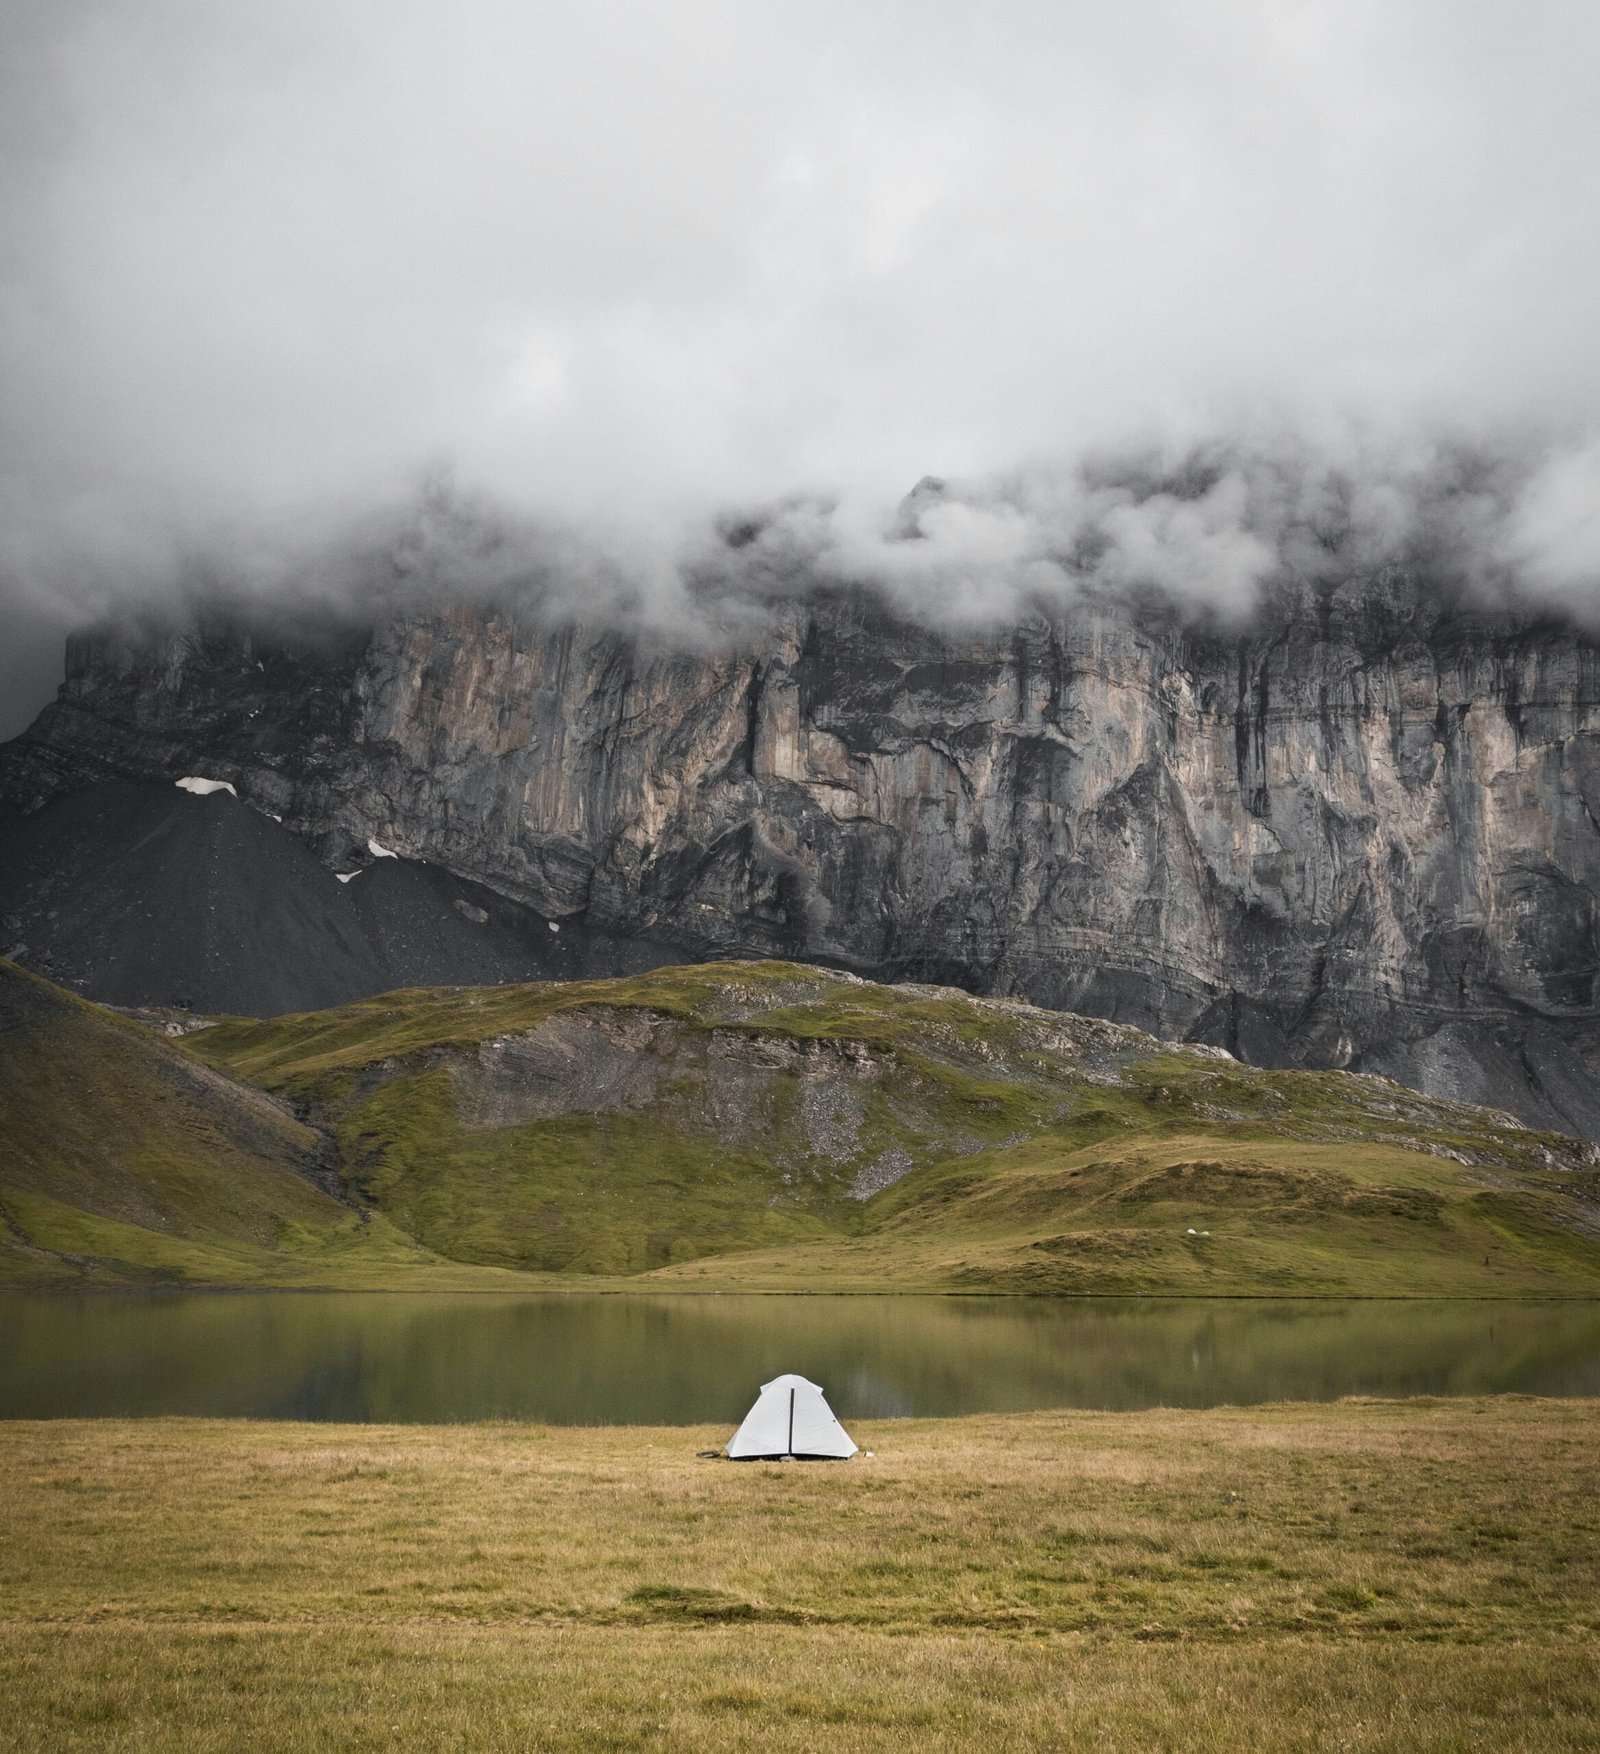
[3,1293,1598,1423]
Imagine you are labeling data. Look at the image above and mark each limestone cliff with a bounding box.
[7,570,1600,1136]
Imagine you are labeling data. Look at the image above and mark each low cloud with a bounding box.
[3,1,1600,729]
[683,428,1600,633]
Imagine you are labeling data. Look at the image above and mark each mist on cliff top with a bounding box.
[3,0,1600,731]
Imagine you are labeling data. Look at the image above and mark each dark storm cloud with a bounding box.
[3,0,1599,731]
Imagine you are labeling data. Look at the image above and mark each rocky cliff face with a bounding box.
[8,571,1600,1136]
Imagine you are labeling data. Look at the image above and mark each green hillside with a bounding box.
[0,960,516,1289]
[5,956,1600,1293]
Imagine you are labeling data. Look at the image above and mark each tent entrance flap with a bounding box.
[726,1373,858,1461]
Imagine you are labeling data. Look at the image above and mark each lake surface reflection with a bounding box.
[2,1293,1598,1423]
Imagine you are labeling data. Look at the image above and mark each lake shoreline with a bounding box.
[1,1388,1597,1430]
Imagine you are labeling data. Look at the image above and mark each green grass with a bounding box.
[665,1130,1600,1296]
[334,1072,838,1274]
[7,956,1600,1294]
[0,961,524,1290]
[1,1401,1597,1749]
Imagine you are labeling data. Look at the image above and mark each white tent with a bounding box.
[726,1373,858,1460]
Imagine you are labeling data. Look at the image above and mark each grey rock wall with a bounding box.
[8,570,1600,1135]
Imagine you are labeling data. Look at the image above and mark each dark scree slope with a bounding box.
[0,781,682,1016]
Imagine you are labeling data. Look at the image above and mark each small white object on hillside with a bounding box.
[175,776,237,799]
[367,838,398,859]
[335,872,359,884]
[548,921,560,933]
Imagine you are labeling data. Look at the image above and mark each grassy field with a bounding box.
[0,1400,1596,1749]
[7,955,1600,1295]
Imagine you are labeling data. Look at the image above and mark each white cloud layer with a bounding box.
[2,0,1600,726]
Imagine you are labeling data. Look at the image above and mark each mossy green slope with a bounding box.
[7,956,1600,1292]
[192,960,1600,1296]
[0,960,513,1288]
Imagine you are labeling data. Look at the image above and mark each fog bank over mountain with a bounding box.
[3,0,1600,730]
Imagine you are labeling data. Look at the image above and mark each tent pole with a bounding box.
[788,1387,795,1457]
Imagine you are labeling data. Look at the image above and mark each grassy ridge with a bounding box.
[195,961,1600,1295]
[656,1128,1600,1295]
[0,961,523,1289]
[6,956,1600,1292]
[1,1402,1597,1749]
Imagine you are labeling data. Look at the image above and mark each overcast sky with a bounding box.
[3,0,1599,732]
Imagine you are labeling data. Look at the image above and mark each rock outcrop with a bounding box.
[7,569,1600,1135]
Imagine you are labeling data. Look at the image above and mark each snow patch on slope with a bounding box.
[175,776,237,799]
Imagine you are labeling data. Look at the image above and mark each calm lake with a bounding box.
[4,1294,1599,1423]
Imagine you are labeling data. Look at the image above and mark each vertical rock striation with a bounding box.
[7,570,1600,1135]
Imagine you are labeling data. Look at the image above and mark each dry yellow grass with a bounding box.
[5,1627,1595,1752]
[2,1400,1597,1749]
